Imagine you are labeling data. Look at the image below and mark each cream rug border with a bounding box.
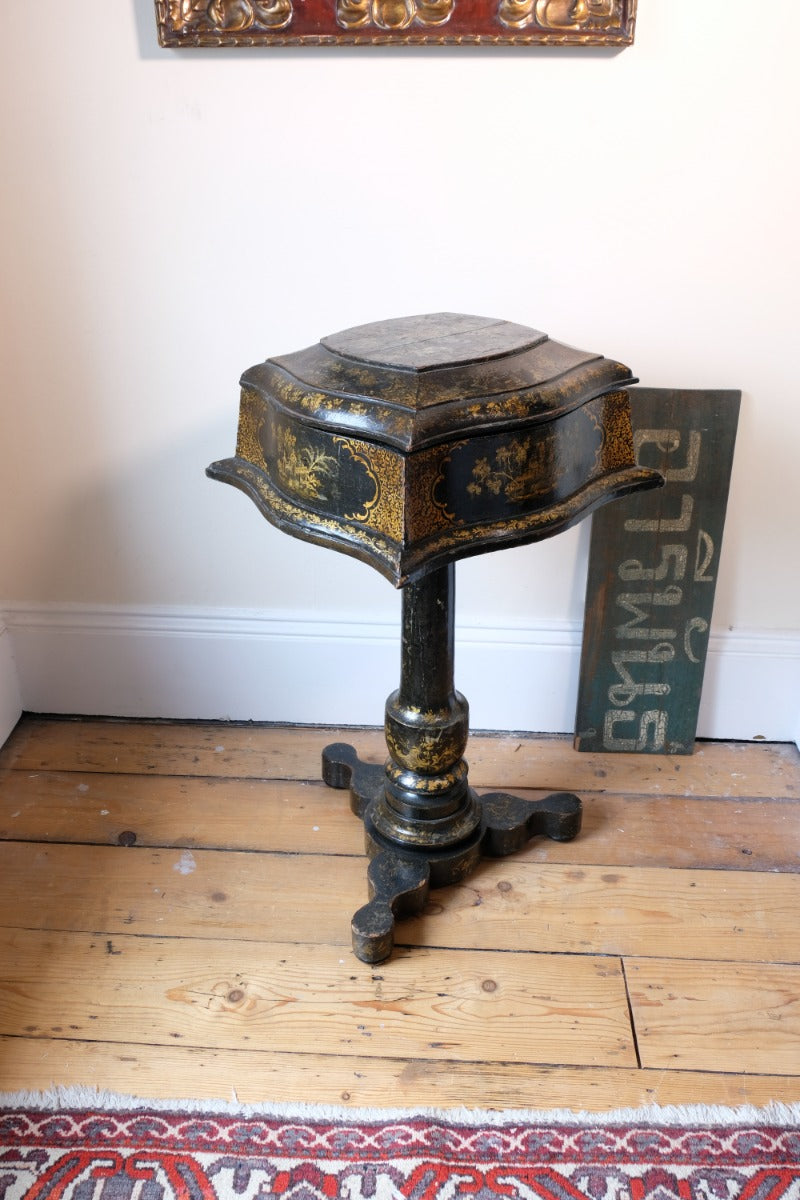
[1,1087,800,1128]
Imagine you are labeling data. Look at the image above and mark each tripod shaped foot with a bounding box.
[322,741,384,818]
[480,790,582,856]
[351,851,431,964]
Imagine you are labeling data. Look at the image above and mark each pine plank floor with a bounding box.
[0,715,799,1111]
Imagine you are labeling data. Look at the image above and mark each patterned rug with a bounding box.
[1,1092,799,1199]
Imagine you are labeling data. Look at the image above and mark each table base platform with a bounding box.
[322,741,582,962]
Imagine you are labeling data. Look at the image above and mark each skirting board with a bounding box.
[2,604,799,745]
[0,623,22,747]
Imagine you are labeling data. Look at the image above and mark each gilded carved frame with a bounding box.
[155,0,636,47]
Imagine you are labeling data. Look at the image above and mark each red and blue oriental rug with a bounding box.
[1,1092,799,1199]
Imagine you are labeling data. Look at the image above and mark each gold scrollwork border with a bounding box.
[333,437,381,523]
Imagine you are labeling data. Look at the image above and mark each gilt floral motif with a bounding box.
[336,0,454,31]
[277,429,337,501]
[499,0,623,32]
[467,438,555,504]
[167,0,293,34]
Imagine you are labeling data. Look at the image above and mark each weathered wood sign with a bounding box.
[575,388,740,755]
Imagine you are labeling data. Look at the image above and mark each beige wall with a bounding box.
[1,2,797,649]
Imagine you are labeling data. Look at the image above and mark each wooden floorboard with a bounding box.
[3,718,798,797]
[0,929,635,1067]
[1,842,798,963]
[628,958,800,1075]
[1,716,800,1110]
[1,770,797,873]
[2,1036,799,1110]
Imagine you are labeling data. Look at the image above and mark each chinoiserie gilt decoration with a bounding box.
[208,313,663,962]
[156,0,636,45]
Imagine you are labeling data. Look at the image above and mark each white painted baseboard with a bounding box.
[2,604,799,744]
[0,622,23,746]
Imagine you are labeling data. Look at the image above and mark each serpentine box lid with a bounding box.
[208,314,662,585]
[241,312,635,452]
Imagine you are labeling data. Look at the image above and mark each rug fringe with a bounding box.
[1,1087,799,1127]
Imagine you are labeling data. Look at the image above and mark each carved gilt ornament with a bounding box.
[155,0,635,45]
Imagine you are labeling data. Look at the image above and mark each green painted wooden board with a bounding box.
[574,388,740,755]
